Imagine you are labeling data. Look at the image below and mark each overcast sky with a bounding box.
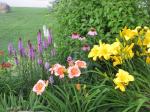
[1,0,54,8]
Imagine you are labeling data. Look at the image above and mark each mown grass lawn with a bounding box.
[0,7,53,53]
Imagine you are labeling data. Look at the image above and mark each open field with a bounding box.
[0,7,53,52]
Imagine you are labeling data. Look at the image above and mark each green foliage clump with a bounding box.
[53,0,150,37]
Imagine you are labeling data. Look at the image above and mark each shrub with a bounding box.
[52,0,150,38]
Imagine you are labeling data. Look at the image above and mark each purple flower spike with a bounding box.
[28,42,35,60]
[18,38,25,57]
[37,30,42,45]
[38,43,43,54]
[38,58,43,65]
[8,43,13,55]
[45,62,50,70]
[14,57,19,65]
[47,29,52,45]
[18,38,23,50]
[43,39,48,49]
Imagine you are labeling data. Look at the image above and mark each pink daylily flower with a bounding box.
[75,60,87,68]
[32,80,48,95]
[68,65,81,78]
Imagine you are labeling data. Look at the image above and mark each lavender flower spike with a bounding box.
[8,43,13,55]
[37,30,42,45]
[38,58,43,65]
[18,38,23,50]
[14,57,19,65]
[18,38,25,57]
[43,39,48,49]
[28,42,35,60]
[38,43,43,54]
[47,29,52,45]
[45,62,50,70]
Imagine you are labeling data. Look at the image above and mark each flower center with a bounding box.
[57,67,64,75]
[71,68,78,76]
[36,83,44,91]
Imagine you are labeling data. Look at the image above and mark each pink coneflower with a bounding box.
[87,28,97,36]
[71,32,80,39]
[68,65,81,78]
[81,44,90,51]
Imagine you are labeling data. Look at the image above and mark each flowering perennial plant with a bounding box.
[7,29,55,68]
[32,59,87,95]
[88,26,150,66]
[49,60,87,79]
[87,26,150,91]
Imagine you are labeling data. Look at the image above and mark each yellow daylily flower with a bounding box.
[113,80,126,92]
[88,45,100,61]
[113,69,134,92]
[110,41,121,55]
[98,42,111,60]
[111,56,122,66]
[143,30,150,46]
[146,57,150,64]
[120,27,138,41]
[122,43,134,59]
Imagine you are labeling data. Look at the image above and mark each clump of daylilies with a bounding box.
[88,26,150,92]
[32,58,87,95]
[88,26,150,66]
[49,59,87,79]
